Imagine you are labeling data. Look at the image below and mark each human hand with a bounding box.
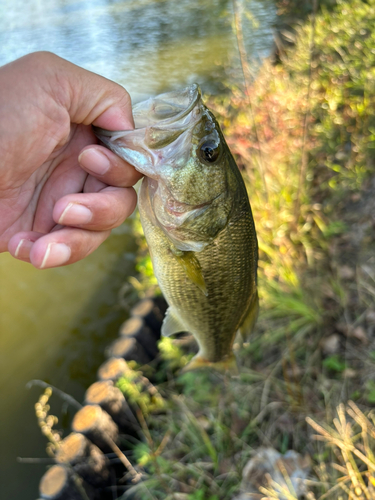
[0,52,142,269]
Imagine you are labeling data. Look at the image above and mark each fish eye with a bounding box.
[199,140,221,163]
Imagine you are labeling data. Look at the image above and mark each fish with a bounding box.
[94,84,258,373]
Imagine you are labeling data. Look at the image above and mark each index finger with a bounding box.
[78,145,143,187]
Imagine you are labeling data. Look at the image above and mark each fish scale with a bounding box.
[139,164,257,364]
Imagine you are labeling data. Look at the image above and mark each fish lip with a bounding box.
[134,83,201,129]
[93,84,201,137]
[165,189,224,217]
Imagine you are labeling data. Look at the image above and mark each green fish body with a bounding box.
[95,85,258,372]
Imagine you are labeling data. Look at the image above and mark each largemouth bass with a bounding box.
[95,84,258,372]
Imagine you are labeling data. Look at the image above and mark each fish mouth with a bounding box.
[94,84,201,136]
[93,84,203,178]
[132,84,201,129]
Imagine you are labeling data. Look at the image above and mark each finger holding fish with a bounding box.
[78,144,143,187]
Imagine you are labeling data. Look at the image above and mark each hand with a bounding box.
[0,52,142,269]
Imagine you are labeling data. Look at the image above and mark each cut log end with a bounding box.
[85,380,137,430]
[130,297,166,334]
[119,316,159,358]
[97,357,130,382]
[120,316,144,336]
[85,380,113,405]
[106,337,151,365]
[39,464,96,500]
[56,432,111,488]
[72,405,102,433]
[71,404,119,453]
[39,465,67,497]
[130,299,155,318]
[55,432,86,464]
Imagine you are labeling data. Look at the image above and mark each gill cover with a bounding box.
[94,84,232,253]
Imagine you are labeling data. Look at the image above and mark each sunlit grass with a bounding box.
[307,401,375,499]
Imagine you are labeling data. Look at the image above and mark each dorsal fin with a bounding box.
[161,307,186,337]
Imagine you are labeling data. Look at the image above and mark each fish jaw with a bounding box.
[94,84,236,252]
[139,176,216,253]
[93,84,203,180]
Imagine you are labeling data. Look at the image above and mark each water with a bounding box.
[0,0,276,497]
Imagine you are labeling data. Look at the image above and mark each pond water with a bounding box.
[0,0,276,497]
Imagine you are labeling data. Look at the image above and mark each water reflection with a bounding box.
[0,222,138,498]
[0,0,276,99]
[0,0,276,498]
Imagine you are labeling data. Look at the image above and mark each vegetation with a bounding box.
[119,1,375,499]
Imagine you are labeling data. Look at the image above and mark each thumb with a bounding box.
[44,52,134,131]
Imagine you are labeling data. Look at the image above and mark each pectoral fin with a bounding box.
[161,307,187,337]
[239,290,259,339]
[172,249,207,296]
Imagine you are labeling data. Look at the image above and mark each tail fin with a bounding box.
[181,353,238,376]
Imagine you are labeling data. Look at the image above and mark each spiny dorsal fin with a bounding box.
[172,249,207,296]
[162,307,186,337]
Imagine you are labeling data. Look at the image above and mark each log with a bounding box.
[97,358,157,399]
[39,464,95,500]
[84,381,138,429]
[105,336,151,365]
[97,357,130,382]
[153,295,168,314]
[119,316,159,358]
[130,298,165,334]
[56,432,110,487]
[72,404,119,453]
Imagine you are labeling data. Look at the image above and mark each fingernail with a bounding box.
[58,202,92,225]
[15,238,33,258]
[40,243,71,269]
[79,149,110,175]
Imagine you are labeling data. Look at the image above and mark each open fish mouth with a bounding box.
[93,84,203,179]
[95,84,200,135]
[131,84,201,129]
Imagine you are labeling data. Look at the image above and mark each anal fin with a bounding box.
[161,307,186,337]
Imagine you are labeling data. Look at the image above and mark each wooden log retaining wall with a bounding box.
[38,296,167,500]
